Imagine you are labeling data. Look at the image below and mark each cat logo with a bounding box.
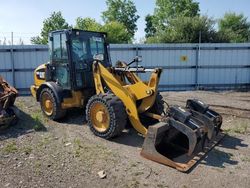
[180,56,188,62]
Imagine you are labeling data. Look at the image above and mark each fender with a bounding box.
[36,82,64,104]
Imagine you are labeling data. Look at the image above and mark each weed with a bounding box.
[130,162,137,168]
[224,121,249,134]
[74,138,82,147]
[34,161,42,175]
[22,146,33,155]
[37,135,51,148]
[74,138,83,157]
[31,112,45,131]
[130,177,140,188]
[157,184,166,188]
[15,100,25,110]
[241,156,250,162]
[133,171,144,176]
[2,142,18,154]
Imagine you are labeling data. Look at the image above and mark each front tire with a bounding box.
[39,88,66,120]
[141,93,165,125]
[86,94,127,139]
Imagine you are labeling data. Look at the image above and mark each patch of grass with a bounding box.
[74,138,82,147]
[34,161,42,175]
[72,138,119,170]
[241,156,250,162]
[130,162,138,168]
[224,122,248,135]
[37,135,51,148]
[22,146,33,155]
[133,171,144,176]
[15,100,25,110]
[130,178,140,188]
[74,138,83,158]
[157,184,166,188]
[31,112,45,131]
[2,142,18,154]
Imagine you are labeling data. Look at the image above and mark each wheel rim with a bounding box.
[41,92,53,116]
[90,102,110,132]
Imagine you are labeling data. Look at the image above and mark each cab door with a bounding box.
[49,32,71,89]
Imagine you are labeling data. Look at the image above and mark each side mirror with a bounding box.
[93,54,104,62]
[49,36,53,41]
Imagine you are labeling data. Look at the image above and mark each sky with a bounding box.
[0,0,250,44]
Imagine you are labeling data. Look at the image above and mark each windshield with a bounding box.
[71,36,105,62]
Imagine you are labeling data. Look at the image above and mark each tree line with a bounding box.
[31,0,250,44]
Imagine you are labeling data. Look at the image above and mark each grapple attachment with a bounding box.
[0,76,18,129]
[141,99,224,172]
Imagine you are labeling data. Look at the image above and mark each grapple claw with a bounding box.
[141,101,225,172]
[186,99,223,134]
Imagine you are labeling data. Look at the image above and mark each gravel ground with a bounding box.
[0,91,250,188]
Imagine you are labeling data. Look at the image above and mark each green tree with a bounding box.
[102,21,131,43]
[102,0,139,39]
[153,0,200,30]
[74,17,130,43]
[31,11,70,44]
[75,17,102,31]
[218,12,250,42]
[145,14,157,38]
[146,16,217,43]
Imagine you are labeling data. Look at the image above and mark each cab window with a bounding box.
[52,33,68,61]
[72,39,88,61]
[90,36,104,56]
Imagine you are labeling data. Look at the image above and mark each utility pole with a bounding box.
[11,32,13,45]
[10,32,15,87]
[196,31,202,90]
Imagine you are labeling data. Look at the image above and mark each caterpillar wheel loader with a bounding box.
[31,29,224,172]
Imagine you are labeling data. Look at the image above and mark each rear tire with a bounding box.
[86,94,127,139]
[39,88,66,120]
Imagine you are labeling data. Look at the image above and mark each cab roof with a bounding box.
[50,29,107,36]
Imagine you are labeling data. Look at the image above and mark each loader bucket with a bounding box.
[141,107,225,172]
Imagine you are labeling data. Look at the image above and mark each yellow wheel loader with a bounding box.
[31,29,224,172]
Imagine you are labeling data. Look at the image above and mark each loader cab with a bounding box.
[47,29,110,91]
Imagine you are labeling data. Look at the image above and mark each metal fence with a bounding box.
[0,43,250,95]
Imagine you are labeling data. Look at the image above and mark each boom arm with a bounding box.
[92,61,162,135]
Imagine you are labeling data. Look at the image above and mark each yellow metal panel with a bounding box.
[138,69,162,113]
[30,63,47,98]
[124,82,152,100]
[61,91,84,109]
[30,85,38,98]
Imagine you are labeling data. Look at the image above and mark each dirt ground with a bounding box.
[0,91,250,188]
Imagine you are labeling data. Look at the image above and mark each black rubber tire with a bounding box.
[39,88,66,120]
[86,94,127,139]
[149,93,165,115]
[140,93,165,125]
